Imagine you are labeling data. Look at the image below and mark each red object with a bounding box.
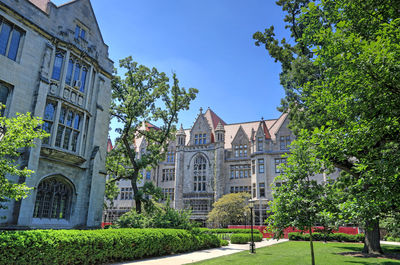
[227,225,359,238]
[101,222,113,228]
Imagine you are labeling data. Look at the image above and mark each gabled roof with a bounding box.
[260,120,272,140]
[28,0,50,12]
[203,108,227,130]
[54,0,106,44]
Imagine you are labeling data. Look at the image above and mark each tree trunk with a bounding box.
[130,175,142,214]
[363,219,383,254]
[309,228,315,265]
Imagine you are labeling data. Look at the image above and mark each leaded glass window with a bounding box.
[33,177,73,219]
[193,155,207,191]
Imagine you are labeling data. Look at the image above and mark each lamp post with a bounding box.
[244,211,247,230]
[249,201,255,254]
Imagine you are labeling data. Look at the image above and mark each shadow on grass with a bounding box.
[334,245,400,262]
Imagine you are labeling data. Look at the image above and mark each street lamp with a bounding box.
[249,201,255,254]
[244,211,247,230]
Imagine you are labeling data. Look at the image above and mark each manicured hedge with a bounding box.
[288,232,364,242]
[230,233,263,244]
[200,228,262,235]
[0,228,221,265]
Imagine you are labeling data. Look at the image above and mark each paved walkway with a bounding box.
[112,239,289,265]
[381,241,400,246]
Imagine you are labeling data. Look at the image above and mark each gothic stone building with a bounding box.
[0,0,112,228]
[105,108,312,226]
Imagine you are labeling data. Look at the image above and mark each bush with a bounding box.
[0,228,222,265]
[220,239,229,246]
[384,236,400,242]
[200,228,262,235]
[116,204,196,230]
[230,233,263,244]
[288,232,364,242]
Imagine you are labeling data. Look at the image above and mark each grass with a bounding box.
[193,241,400,265]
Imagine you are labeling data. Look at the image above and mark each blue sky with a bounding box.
[53,0,290,140]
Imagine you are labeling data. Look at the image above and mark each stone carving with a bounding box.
[78,96,83,106]
[63,88,70,99]
[40,44,53,80]
[71,92,76,103]
[49,83,57,94]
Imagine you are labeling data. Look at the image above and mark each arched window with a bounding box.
[33,176,73,219]
[193,155,207,192]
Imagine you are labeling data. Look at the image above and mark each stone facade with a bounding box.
[105,108,338,226]
[0,0,112,229]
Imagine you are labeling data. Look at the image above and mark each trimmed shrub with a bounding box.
[220,239,229,246]
[0,228,221,265]
[288,232,364,242]
[200,228,262,235]
[230,233,263,244]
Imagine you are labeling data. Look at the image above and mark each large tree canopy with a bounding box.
[207,192,251,228]
[107,56,197,213]
[254,0,400,254]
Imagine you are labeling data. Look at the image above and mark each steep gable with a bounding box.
[55,0,105,44]
[231,125,250,147]
[203,108,227,131]
[189,109,212,145]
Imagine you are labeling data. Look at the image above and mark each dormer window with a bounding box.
[234,145,248,157]
[194,133,206,145]
[74,25,86,40]
[280,136,291,150]
[257,137,263,151]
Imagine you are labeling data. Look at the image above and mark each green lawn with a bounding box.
[193,241,400,265]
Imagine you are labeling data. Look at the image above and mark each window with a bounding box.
[162,168,175,181]
[230,164,250,179]
[146,171,151,180]
[275,158,287,173]
[74,25,86,40]
[234,144,248,157]
[0,82,11,116]
[258,159,264,173]
[194,133,206,145]
[0,17,23,61]
[54,106,82,152]
[257,137,263,151]
[193,155,207,191]
[51,51,65,80]
[252,160,255,174]
[42,101,57,144]
[252,183,256,198]
[259,182,265,197]
[33,176,73,219]
[280,136,291,150]
[162,188,174,201]
[166,151,175,162]
[61,56,89,92]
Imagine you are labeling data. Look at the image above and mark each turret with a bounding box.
[176,124,186,146]
[215,121,225,143]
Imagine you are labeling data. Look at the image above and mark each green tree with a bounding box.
[107,56,197,214]
[254,0,400,254]
[0,107,48,210]
[267,134,339,265]
[207,192,251,228]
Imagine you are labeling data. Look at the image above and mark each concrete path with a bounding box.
[112,239,289,265]
[381,241,400,246]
